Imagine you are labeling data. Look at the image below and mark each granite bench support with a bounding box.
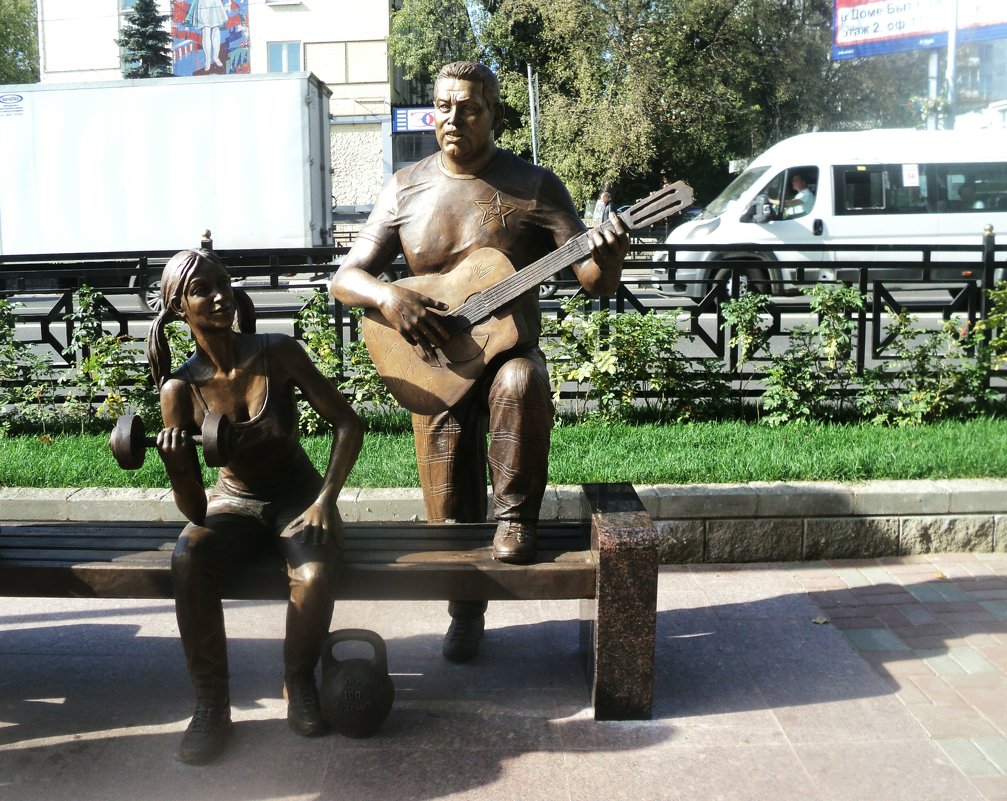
[0,482,659,721]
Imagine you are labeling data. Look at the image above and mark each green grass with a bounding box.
[1,418,1006,488]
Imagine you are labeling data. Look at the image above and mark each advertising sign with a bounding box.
[833,0,1007,60]
[393,108,436,133]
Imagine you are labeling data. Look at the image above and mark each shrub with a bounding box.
[294,290,400,433]
[542,296,728,421]
[761,284,865,425]
[0,297,57,434]
[859,309,994,425]
[59,286,163,431]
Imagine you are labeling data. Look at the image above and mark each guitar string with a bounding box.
[447,187,687,324]
[450,238,585,324]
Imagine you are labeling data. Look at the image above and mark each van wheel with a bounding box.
[715,266,768,297]
[539,280,558,299]
[142,273,163,313]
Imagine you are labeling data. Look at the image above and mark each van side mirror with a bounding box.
[741,194,773,224]
[753,194,773,224]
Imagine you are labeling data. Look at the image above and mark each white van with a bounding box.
[651,129,1007,298]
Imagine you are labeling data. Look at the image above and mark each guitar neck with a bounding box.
[449,223,610,326]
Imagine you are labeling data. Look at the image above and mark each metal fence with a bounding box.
[2,229,1005,403]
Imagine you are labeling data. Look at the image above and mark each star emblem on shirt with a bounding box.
[474,191,516,229]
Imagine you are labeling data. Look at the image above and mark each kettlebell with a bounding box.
[319,628,394,738]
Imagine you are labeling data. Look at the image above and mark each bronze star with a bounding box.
[474,191,516,229]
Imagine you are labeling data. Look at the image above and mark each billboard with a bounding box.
[833,0,1007,60]
[172,1,250,76]
[392,108,436,133]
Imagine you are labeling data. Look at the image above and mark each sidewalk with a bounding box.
[2,554,1006,800]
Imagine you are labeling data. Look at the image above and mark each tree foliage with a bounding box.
[117,0,172,79]
[0,0,39,84]
[388,0,930,208]
[388,0,480,90]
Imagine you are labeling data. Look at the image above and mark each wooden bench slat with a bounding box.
[0,536,176,550]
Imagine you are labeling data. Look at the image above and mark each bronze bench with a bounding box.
[0,482,659,720]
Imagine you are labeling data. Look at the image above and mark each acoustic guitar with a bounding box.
[360,180,694,415]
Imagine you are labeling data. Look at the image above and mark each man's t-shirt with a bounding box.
[357,148,587,276]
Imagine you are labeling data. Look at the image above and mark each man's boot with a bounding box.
[284,672,329,737]
[178,697,232,765]
[442,600,487,663]
[492,520,538,564]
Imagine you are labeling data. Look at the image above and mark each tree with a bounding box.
[0,0,39,84]
[117,0,172,79]
[388,0,480,97]
[388,0,932,209]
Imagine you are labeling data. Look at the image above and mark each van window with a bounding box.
[937,163,1007,212]
[834,164,929,215]
[702,166,769,219]
[782,167,818,218]
[754,166,819,220]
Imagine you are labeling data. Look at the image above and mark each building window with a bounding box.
[304,41,388,85]
[393,132,439,170]
[267,41,301,73]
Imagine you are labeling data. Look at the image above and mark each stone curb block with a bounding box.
[0,488,76,522]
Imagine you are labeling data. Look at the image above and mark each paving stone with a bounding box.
[917,649,971,677]
[970,775,1007,801]
[982,600,1007,621]
[974,736,1007,774]
[795,739,983,801]
[909,673,968,706]
[946,644,1002,677]
[904,702,1001,738]
[843,627,910,652]
[937,738,1003,778]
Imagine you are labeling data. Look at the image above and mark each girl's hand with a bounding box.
[155,427,199,475]
[286,499,344,547]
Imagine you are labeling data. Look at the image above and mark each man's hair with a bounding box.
[435,61,501,108]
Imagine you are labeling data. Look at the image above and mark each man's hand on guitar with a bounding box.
[378,284,450,357]
[589,211,630,273]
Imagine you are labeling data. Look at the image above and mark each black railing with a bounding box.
[2,230,1005,402]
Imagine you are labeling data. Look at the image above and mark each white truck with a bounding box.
[0,72,333,307]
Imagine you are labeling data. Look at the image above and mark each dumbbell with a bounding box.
[109,413,233,470]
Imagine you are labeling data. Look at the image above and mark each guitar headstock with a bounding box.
[616,181,695,231]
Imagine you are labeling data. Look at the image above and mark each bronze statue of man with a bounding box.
[329,61,628,662]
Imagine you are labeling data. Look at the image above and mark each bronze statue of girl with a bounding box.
[147,248,363,765]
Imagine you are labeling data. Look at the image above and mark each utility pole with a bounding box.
[527,63,540,165]
[945,0,959,129]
